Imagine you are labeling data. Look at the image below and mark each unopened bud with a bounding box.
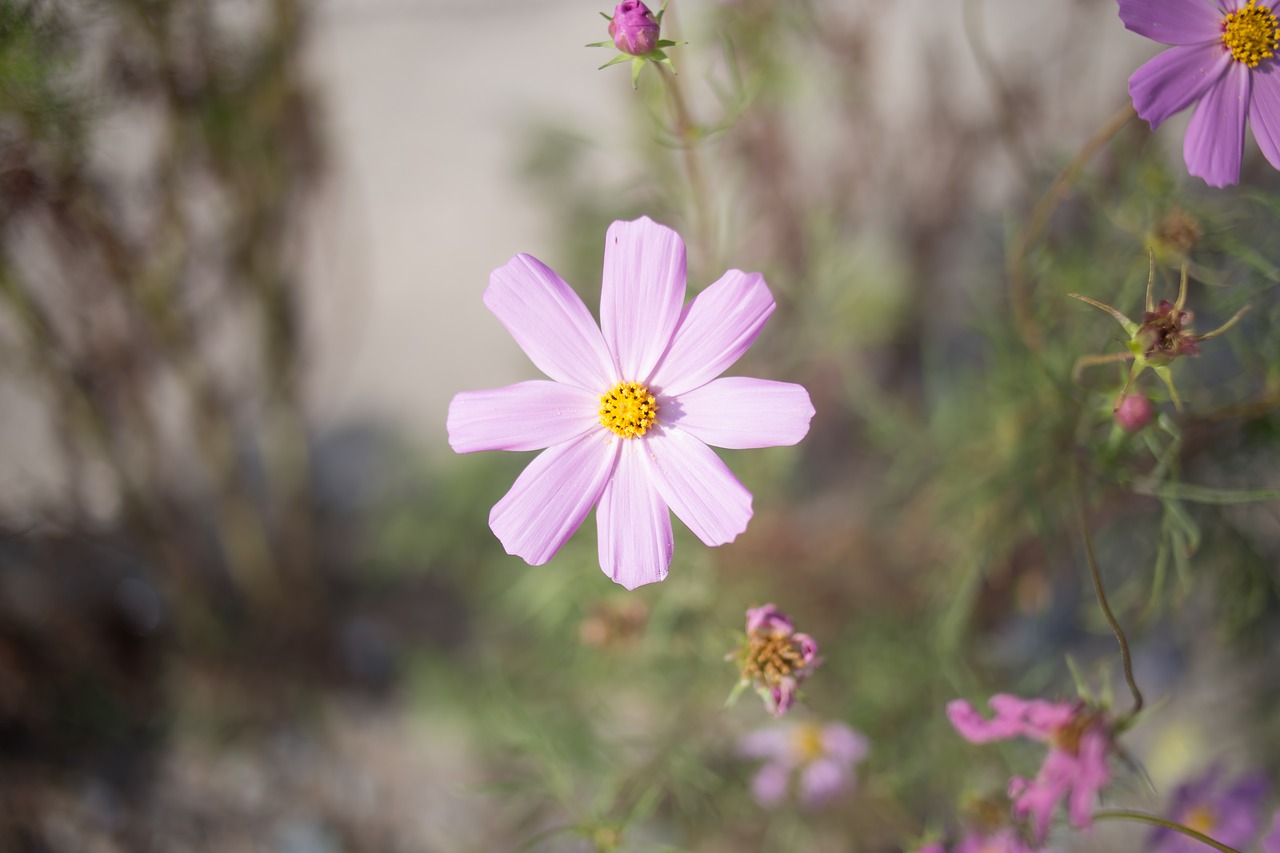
[609,1,661,56]
[1115,394,1153,432]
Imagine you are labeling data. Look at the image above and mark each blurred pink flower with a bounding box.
[738,720,867,808]
[1119,0,1280,187]
[1115,393,1154,432]
[947,695,1113,841]
[447,218,814,590]
[736,604,821,717]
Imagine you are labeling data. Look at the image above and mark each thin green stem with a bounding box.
[1094,810,1244,853]
[1073,472,1144,721]
[1009,103,1136,353]
[657,62,712,267]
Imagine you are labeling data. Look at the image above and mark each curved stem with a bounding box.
[1009,103,1136,352]
[1094,810,1244,853]
[1073,471,1144,720]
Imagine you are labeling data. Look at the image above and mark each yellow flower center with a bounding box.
[1222,0,1279,67]
[792,724,826,762]
[1185,804,1217,835]
[599,381,658,438]
[741,633,808,688]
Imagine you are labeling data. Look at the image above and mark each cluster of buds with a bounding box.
[1070,256,1250,412]
[730,604,821,717]
[589,1,681,89]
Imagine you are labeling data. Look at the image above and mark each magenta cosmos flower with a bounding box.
[446,217,814,590]
[738,720,868,808]
[1120,0,1280,187]
[947,695,1113,842]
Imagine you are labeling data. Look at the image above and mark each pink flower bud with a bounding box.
[609,1,660,56]
[1115,394,1153,432]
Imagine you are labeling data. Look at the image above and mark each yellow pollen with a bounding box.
[599,381,658,438]
[1222,0,1280,67]
[1185,804,1217,835]
[792,724,826,762]
[741,634,807,687]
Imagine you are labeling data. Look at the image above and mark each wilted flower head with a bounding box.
[447,219,814,590]
[1148,767,1269,853]
[609,1,661,55]
[1115,393,1154,432]
[1119,0,1280,187]
[947,695,1114,841]
[738,720,867,808]
[733,604,821,717]
[1069,258,1250,410]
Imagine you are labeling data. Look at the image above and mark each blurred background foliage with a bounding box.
[0,0,1278,851]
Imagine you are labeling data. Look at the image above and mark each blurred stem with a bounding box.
[1072,470,1144,722]
[657,63,712,268]
[1009,103,1136,353]
[1094,810,1243,853]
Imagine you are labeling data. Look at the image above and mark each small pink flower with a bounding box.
[734,604,821,717]
[1115,394,1154,432]
[738,720,867,808]
[609,1,661,56]
[947,695,1113,841]
[447,218,814,589]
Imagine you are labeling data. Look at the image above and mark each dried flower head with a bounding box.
[1069,256,1250,411]
[732,604,821,717]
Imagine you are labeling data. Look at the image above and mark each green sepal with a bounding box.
[723,679,748,708]
[586,39,614,48]
[598,52,632,71]
[630,57,645,89]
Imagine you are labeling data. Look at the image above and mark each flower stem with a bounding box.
[1008,103,1136,352]
[657,62,713,267]
[1093,810,1244,853]
[1073,471,1144,721]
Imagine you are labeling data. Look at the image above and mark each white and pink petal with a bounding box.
[667,377,814,449]
[600,217,687,383]
[644,428,753,547]
[447,381,598,453]
[488,434,619,566]
[596,440,674,589]
[647,269,776,397]
[485,253,616,391]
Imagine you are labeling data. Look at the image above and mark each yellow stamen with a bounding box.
[1185,804,1217,835]
[599,381,658,438]
[1222,0,1279,68]
[792,724,826,762]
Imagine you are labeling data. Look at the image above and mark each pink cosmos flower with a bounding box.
[1119,0,1280,187]
[446,218,814,590]
[738,720,868,808]
[947,695,1113,842]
